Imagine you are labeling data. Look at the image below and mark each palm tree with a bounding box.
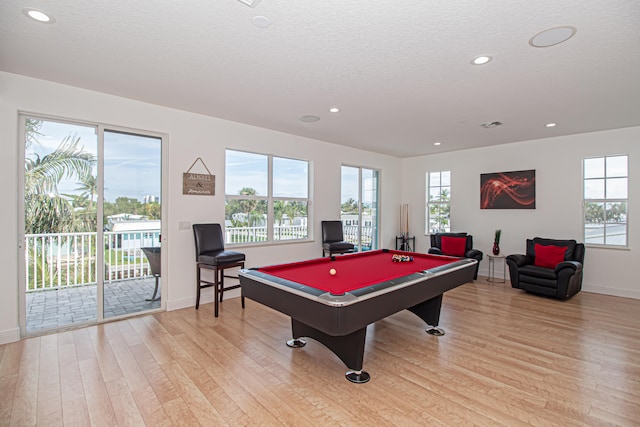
[274,200,285,226]
[341,197,358,214]
[226,187,259,226]
[283,201,305,225]
[75,174,98,211]
[24,119,96,234]
[24,120,98,288]
[25,118,43,147]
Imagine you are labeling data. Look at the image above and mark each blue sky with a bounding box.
[225,150,309,198]
[30,120,380,208]
[225,150,378,206]
[29,120,161,203]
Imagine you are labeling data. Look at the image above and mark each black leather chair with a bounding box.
[506,237,584,299]
[141,247,161,301]
[321,220,355,257]
[428,232,483,280]
[193,223,245,317]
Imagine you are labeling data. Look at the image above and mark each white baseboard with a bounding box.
[582,284,640,300]
[0,327,21,345]
[480,267,639,300]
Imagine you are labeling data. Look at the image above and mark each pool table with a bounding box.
[238,249,477,383]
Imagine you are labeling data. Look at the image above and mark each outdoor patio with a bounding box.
[25,277,161,334]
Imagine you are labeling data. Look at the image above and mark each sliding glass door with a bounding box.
[21,118,99,332]
[340,166,380,252]
[19,116,164,335]
[103,130,162,319]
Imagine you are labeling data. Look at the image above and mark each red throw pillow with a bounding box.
[534,244,568,269]
[441,236,467,257]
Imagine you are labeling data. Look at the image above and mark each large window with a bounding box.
[426,171,451,234]
[583,155,628,246]
[225,150,309,244]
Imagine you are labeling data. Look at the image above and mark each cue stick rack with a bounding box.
[396,204,415,251]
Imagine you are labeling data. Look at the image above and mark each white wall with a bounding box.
[0,71,403,344]
[401,127,639,299]
[2,71,637,344]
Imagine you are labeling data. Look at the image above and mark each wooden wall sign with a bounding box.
[183,158,215,196]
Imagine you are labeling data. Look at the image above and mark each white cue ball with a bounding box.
[329,268,337,276]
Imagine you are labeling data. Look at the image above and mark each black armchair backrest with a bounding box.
[322,220,346,243]
[193,223,225,257]
[573,244,586,264]
[526,237,585,263]
[430,232,473,252]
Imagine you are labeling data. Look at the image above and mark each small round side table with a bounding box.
[487,253,506,283]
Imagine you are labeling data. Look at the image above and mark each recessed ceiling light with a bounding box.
[529,26,577,48]
[472,55,492,65]
[545,123,557,127]
[434,142,442,146]
[251,16,271,28]
[329,107,340,113]
[22,8,55,23]
[300,115,320,123]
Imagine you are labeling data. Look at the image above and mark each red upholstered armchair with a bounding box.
[506,237,584,299]
[428,232,483,280]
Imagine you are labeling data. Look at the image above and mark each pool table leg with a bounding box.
[408,294,446,336]
[286,338,306,348]
[289,319,370,383]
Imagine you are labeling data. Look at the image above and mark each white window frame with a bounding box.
[426,170,451,235]
[224,149,311,246]
[582,154,629,248]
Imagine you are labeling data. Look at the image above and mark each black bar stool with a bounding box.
[193,223,245,317]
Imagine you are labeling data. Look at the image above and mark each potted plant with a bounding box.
[493,229,501,255]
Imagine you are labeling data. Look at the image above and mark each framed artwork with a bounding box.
[480,170,536,209]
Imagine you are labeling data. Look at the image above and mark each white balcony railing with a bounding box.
[25,230,160,292]
[225,225,309,243]
[225,224,375,249]
[343,225,374,249]
[26,224,376,292]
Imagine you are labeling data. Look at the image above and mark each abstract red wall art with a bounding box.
[480,170,536,209]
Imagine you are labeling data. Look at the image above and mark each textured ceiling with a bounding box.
[1,0,639,157]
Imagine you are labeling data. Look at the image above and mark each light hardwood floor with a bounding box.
[1,279,639,426]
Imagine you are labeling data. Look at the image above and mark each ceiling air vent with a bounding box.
[237,0,262,7]
[481,121,503,128]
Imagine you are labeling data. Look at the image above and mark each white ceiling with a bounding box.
[2,0,639,158]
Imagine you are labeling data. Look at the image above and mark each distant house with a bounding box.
[106,214,160,251]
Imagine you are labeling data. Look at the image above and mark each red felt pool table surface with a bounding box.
[256,249,460,294]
